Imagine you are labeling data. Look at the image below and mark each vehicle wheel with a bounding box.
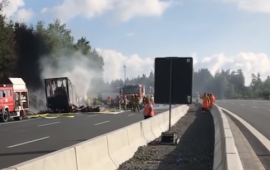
[1,110,9,122]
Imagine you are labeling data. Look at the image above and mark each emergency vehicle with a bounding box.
[0,78,29,122]
[121,84,145,103]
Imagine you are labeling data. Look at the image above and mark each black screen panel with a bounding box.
[154,57,193,104]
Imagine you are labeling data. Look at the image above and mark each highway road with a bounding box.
[0,107,171,169]
[216,99,270,141]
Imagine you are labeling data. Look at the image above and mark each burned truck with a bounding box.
[44,77,78,113]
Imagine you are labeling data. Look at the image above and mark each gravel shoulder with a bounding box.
[118,103,215,170]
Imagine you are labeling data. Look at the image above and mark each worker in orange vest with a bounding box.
[208,93,213,108]
[202,93,210,112]
[144,97,155,119]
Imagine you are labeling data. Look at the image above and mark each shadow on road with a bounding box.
[66,139,87,142]
[156,104,215,170]
[0,150,56,156]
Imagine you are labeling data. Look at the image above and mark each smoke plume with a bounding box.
[39,50,103,98]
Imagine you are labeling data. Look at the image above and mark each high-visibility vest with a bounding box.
[203,96,209,103]
[144,102,154,116]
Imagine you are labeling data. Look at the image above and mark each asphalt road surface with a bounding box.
[0,107,171,169]
[216,99,270,141]
[216,99,270,168]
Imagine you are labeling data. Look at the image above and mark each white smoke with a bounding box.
[39,50,102,97]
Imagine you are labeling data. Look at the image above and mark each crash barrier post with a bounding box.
[211,104,243,170]
[3,105,189,170]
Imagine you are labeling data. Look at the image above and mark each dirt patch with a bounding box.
[118,104,215,170]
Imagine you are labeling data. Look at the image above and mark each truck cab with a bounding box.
[0,78,29,122]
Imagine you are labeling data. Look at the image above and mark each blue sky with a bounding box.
[21,0,270,57]
[3,0,270,83]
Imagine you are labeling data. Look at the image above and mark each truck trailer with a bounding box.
[0,78,29,122]
[44,77,78,113]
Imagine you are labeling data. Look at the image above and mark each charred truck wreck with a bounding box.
[44,77,78,113]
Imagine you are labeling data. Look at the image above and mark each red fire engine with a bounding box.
[0,78,29,122]
[120,84,145,103]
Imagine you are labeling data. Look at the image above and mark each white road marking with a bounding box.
[94,121,110,126]
[38,121,60,127]
[252,106,257,108]
[220,107,270,152]
[43,117,57,119]
[88,115,97,118]
[128,113,135,116]
[7,136,50,148]
[98,111,123,114]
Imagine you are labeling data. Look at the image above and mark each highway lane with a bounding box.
[216,99,270,141]
[0,107,171,169]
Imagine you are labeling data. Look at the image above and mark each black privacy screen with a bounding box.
[154,57,193,104]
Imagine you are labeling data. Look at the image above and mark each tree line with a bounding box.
[0,2,104,91]
[110,69,270,99]
[1,1,269,100]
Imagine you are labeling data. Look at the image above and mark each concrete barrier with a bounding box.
[172,106,181,123]
[163,110,169,129]
[141,118,156,142]
[127,122,147,152]
[3,105,189,170]
[211,104,243,170]
[3,147,77,170]
[150,114,162,137]
[107,128,134,167]
[157,112,167,131]
[75,136,117,170]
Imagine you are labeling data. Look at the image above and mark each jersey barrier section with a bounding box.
[3,105,189,170]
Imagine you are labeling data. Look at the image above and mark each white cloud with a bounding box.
[0,0,33,21]
[214,0,270,13]
[97,48,270,86]
[0,0,24,17]
[194,52,270,85]
[96,48,154,81]
[16,8,34,22]
[41,0,172,22]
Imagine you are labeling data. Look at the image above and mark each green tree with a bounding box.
[74,37,91,55]
[47,19,74,55]
[0,3,16,79]
[110,67,270,99]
